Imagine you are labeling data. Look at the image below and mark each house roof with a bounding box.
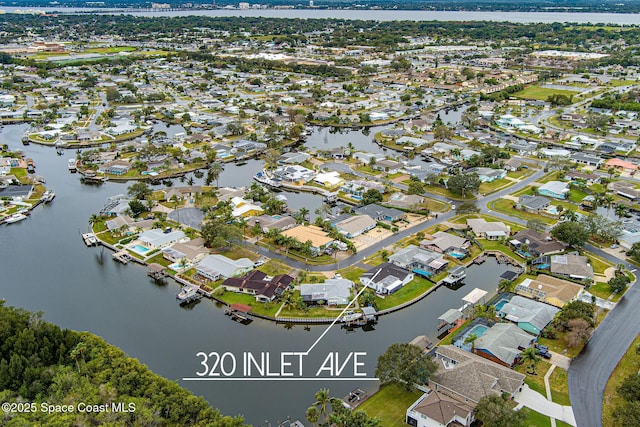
[355,203,404,220]
[512,229,566,256]
[518,274,584,306]
[138,229,187,247]
[438,308,464,324]
[498,295,559,331]
[336,214,376,235]
[518,195,551,211]
[467,218,510,235]
[282,225,334,248]
[432,345,525,403]
[410,391,473,426]
[475,323,534,365]
[361,262,412,285]
[223,270,293,299]
[196,254,253,278]
[538,181,569,195]
[388,244,444,268]
[422,231,469,252]
[550,254,594,278]
[462,288,488,305]
[300,279,353,302]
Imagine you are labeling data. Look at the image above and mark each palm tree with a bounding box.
[298,207,310,224]
[521,347,541,375]
[208,162,223,188]
[314,388,331,417]
[603,194,615,216]
[306,406,320,426]
[615,204,628,220]
[464,333,478,351]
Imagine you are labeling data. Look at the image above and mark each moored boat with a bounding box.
[42,190,55,203]
[4,213,27,224]
[177,285,198,301]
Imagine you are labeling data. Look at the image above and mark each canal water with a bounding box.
[0,124,508,423]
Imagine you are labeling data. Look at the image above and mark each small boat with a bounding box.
[68,158,77,172]
[42,190,55,203]
[177,285,198,301]
[88,234,98,245]
[340,310,363,323]
[4,213,27,224]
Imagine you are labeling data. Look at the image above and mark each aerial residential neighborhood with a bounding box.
[2,5,640,427]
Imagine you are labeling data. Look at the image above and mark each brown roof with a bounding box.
[223,270,294,299]
[531,274,584,305]
[431,345,525,403]
[412,391,473,425]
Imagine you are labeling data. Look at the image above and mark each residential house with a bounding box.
[274,165,315,185]
[503,158,522,171]
[221,270,294,302]
[465,167,506,183]
[550,254,594,280]
[281,225,334,254]
[246,215,297,233]
[511,229,566,256]
[373,159,403,173]
[300,278,354,306]
[397,136,431,147]
[498,295,559,335]
[565,171,601,184]
[466,218,510,240]
[360,262,414,294]
[517,195,551,214]
[429,345,525,404]
[195,254,254,281]
[355,203,405,222]
[605,158,638,174]
[611,181,640,201]
[537,181,570,199]
[165,186,203,201]
[386,193,425,209]
[389,244,449,277]
[314,171,344,189]
[335,214,377,238]
[570,152,604,168]
[230,197,264,218]
[420,231,470,254]
[472,323,535,366]
[0,184,33,199]
[99,160,131,176]
[161,238,209,263]
[515,274,584,308]
[137,229,188,249]
[406,390,474,427]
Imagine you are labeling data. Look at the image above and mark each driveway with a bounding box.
[515,384,576,426]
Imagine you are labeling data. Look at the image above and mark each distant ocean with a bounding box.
[3,6,640,24]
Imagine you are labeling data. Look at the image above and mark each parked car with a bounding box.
[253,260,265,268]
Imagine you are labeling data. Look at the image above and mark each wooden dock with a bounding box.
[112,251,131,264]
[225,303,253,324]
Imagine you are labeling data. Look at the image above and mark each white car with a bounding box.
[253,260,265,268]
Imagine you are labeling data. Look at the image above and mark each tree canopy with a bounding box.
[375,343,437,391]
[550,221,589,247]
[474,394,528,427]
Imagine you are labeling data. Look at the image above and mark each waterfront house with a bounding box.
[550,254,594,280]
[99,160,132,176]
[511,229,566,256]
[498,295,559,335]
[537,181,570,199]
[473,323,535,367]
[300,278,354,306]
[420,231,470,254]
[162,238,209,263]
[0,184,33,199]
[355,203,405,222]
[340,180,386,200]
[466,218,510,240]
[360,262,414,295]
[221,270,294,302]
[373,159,402,173]
[196,254,254,281]
[517,195,551,214]
[165,186,203,201]
[429,345,525,404]
[279,152,311,165]
[138,229,188,249]
[388,244,448,277]
[274,165,315,185]
[406,390,474,427]
[335,214,377,238]
[246,215,297,233]
[314,171,344,189]
[515,274,584,308]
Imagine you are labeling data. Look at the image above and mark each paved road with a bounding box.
[568,247,640,427]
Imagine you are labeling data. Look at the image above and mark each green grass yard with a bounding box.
[356,384,423,427]
[513,86,579,102]
[375,276,435,311]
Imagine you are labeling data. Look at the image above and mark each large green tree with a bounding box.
[475,394,528,427]
[375,343,437,391]
[550,221,589,247]
[447,173,481,198]
[127,182,152,200]
[200,217,243,249]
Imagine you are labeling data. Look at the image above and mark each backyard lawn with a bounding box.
[357,384,423,427]
[513,86,579,102]
[375,276,435,311]
[215,291,280,317]
[488,198,556,225]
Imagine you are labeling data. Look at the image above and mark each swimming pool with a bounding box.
[448,252,466,259]
[494,297,511,312]
[169,262,190,271]
[272,215,281,219]
[454,323,489,351]
[130,244,151,256]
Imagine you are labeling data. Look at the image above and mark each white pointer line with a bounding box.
[304,269,382,355]
[182,377,380,381]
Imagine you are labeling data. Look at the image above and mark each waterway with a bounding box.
[0,123,509,423]
[4,7,640,24]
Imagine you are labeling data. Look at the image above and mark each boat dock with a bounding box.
[472,255,486,264]
[225,303,253,324]
[112,250,132,264]
[343,388,368,409]
[147,263,168,282]
[82,233,98,246]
